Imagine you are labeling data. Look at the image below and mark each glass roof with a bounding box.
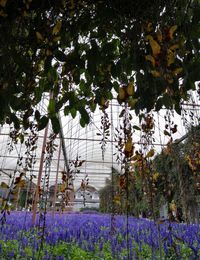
[0,92,199,191]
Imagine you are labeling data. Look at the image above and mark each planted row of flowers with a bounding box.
[0,212,199,259]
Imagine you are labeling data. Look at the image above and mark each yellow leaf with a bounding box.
[145,55,155,67]
[17,179,26,188]
[146,22,153,32]
[36,31,43,41]
[114,195,121,205]
[0,182,9,189]
[152,172,159,181]
[126,82,134,96]
[131,153,141,161]
[128,98,138,109]
[59,183,66,193]
[46,49,52,56]
[52,20,62,35]
[169,25,177,40]
[167,77,174,84]
[146,149,155,158]
[173,67,183,75]
[170,201,176,212]
[156,29,162,42]
[0,9,7,17]
[167,49,175,66]
[53,36,61,42]
[118,87,126,101]
[11,188,18,194]
[151,70,161,77]
[0,0,7,7]
[169,44,179,51]
[125,137,133,153]
[157,219,165,225]
[146,35,161,57]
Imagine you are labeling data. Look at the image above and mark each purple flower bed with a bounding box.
[0,211,199,259]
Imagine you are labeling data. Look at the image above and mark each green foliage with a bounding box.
[99,171,149,217]
[80,207,99,212]
[153,126,200,222]
[0,239,19,258]
[0,0,199,132]
[19,190,26,208]
[49,242,96,259]
[0,236,198,260]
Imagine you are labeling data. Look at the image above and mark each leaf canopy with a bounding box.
[0,0,199,131]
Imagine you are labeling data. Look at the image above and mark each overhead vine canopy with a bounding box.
[0,0,199,133]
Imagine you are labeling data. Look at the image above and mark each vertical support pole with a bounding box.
[32,123,49,224]
[52,138,62,216]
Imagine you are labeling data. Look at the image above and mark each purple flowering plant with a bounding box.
[0,211,199,259]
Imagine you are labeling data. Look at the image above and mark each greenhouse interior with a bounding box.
[0,1,200,259]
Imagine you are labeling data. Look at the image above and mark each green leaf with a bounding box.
[73,71,81,85]
[162,94,172,109]
[22,117,30,130]
[80,117,86,128]
[54,50,67,62]
[10,113,20,129]
[155,98,163,111]
[47,67,58,82]
[51,116,60,134]
[89,101,96,112]
[113,81,119,92]
[70,107,77,118]
[12,53,31,73]
[38,116,49,131]
[133,125,141,131]
[175,103,181,115]
[19,134,24,144]
[106,91,113,100]
[64,106,70,116]
[79,79,86,92]
[79,107,90,124]
[48,99,56,116]
[35,110,41,121]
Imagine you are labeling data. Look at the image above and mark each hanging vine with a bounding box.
[58,156,85,211]
[138,113,157,219]
[114,82,136,259]
[114,83,135,206]
[0,123,39,225]
[97,98,110,160]
[37,133,57,253]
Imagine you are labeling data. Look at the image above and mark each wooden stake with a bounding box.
[52,138,62,216]
[32,123,49,224]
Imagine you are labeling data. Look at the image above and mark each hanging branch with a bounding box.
[139,113,157,220]
[80,174,89,207]
[60,170,74,210]
[112,82,137,219]
[115,82,137,259]
[0,126,26,226]
[38,133,57,253]
[110,101,116,235]
[23,123,39,210]
[97,98,110,160]
[59,157,85,211]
